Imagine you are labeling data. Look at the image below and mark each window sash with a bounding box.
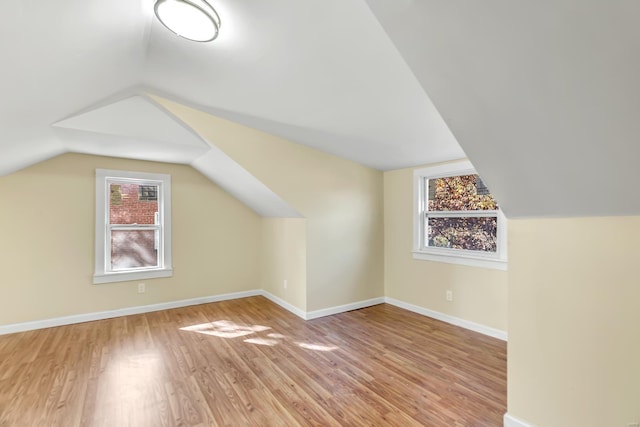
[412,161,507,270]
[423,216,499,253]
[107,224,163,274]
[107,179,162,225]
[105,178,164,273]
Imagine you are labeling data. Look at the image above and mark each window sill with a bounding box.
[93,268,173,284]
[412,251,507,271]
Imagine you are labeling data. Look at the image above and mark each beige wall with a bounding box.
[0,153,262,325]
[384,166,508,332]
[3,113,637,427]
[508,217,640,426]
[261,218,307,311]
[385,163,640,424]
[159,100,385,313]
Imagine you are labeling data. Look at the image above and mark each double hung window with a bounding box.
[413,161,507,270]
[94,169,172,284]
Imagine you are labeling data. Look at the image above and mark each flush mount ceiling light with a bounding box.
[154,0,221,42]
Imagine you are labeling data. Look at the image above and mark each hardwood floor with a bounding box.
[0,297,506,426]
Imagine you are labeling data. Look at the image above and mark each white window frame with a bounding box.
[94,169,173,284]
[413,161,507,271]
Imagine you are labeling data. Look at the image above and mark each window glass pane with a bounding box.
[109,183,159,225]
[111,230,159,270]
[428,174,497,211]
[427,216,498,252]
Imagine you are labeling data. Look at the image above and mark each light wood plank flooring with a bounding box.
[0,296,506,426]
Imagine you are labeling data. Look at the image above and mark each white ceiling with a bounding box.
[1,0,639,217]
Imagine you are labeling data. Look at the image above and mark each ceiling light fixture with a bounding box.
[154,0,221,42]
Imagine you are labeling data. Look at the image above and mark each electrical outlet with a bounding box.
[283,279,288,289]
[446,290,453,302]
[138,283,145,294]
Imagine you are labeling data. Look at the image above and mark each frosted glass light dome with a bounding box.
[154,0,221,42]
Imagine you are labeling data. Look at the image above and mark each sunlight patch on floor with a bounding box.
[180,320,271,338]
[244,338,279,346]
[267,333,288,339]
[295,342,338,352]
[180,320,339,352]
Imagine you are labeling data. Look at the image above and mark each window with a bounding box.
[94,169,172,284]
[138,185,158,201]
[413,161,507,270]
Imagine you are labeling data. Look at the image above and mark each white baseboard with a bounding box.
[0,289,261,336]
[259,292,385,321]
[0,290,383,335]
[259,291,307,319]
[0,292,506,343]
[385,297,508,341]
[306,297,385,320]
[504,413,533,427]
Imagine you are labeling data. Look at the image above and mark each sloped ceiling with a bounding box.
[366,0,640,217]
[53,96,209,162]
[1,0,638,218]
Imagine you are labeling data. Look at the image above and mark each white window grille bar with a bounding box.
[426,210,499,218]
[154,212,159,250]
[107,225,161,232]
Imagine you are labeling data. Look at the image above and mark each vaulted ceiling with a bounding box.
[2,0,639,218]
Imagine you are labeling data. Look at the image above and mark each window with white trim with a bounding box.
[413,161,507,270]
[94,169,173,284]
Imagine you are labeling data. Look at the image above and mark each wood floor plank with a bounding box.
[0,296,506,426]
